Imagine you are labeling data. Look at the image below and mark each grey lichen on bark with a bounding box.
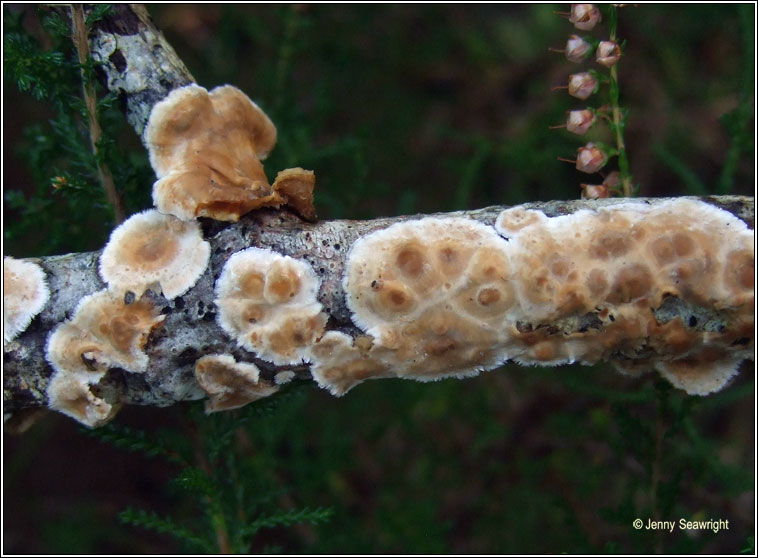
[85,4,195,139]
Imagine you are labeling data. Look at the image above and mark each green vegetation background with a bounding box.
[3,4,754,554]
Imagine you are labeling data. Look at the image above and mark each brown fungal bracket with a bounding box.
[146,84,318,222]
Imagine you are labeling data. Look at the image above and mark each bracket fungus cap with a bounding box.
[146,84,283,221]
[99,209,210,299]
[194,354,278,412]
[46,372,121,428]
[3,256,50,342]
[46,290,164,378]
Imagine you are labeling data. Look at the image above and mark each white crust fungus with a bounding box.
[326,200,753,397]
[147,84,282,221]
[215,247,327,365]
[99,209,210,299]
[3,256,50,342]
[194,354,278,413]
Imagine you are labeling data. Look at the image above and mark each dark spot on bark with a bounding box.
[241,227,248,236]
[732,337,750,346]
[197,301,204,311]
[718,325,726,333]
[319,267,325,274]
[516,321,532,333]
[94,4,142,35]
[688,315,697,327]
[333,243,341,250]
[174,297,185,310]
[176,347,199,367]
[160,306,172,315]
[608,314,615,322]
[109,49,127,72]
[202,311,216,322]
[124,291,135,305]
[322,240,329,246]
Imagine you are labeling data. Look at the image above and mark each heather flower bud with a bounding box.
[566,109,596,135]
[568,72,598,100]
[570,4,602,31]
[602,171,621,189]
[581,183,609,199]
[596,40,621,67]
[576,143,607,174]
[566,35,592,63]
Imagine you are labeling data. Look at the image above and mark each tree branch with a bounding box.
[4,6,753,422]
[3,196,754,414]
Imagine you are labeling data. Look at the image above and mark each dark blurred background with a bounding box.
[3,4,755,554]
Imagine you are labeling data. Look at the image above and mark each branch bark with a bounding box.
[3,196,754,413]
[4,6,754,418]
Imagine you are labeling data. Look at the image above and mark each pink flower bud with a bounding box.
[596,40,621,67]
[568,72,598,100]
[566,35,592,63]
[576,143,607,174]
[566,109,596,135]
[603,171,621,188]
[581,183,609,199]
[570,4,602,31]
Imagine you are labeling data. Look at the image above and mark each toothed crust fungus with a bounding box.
[46,290,164,378]
[99,209,210,299]
[3,256,49,342]
[147,84,284,221]
[329,200,753,396]
[215,248,327,365]
[194,354,278,412]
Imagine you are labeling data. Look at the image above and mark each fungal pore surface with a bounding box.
[319,199,753,396]
[45,289,164,426]
[3,256,49,342]
[194,354,279,412]
[99,209,210,299]
[215,247,327,365]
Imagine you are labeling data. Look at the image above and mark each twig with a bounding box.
[70,4,125,224]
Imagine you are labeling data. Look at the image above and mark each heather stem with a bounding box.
[70,4,125,224]
[607,5,633,197]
